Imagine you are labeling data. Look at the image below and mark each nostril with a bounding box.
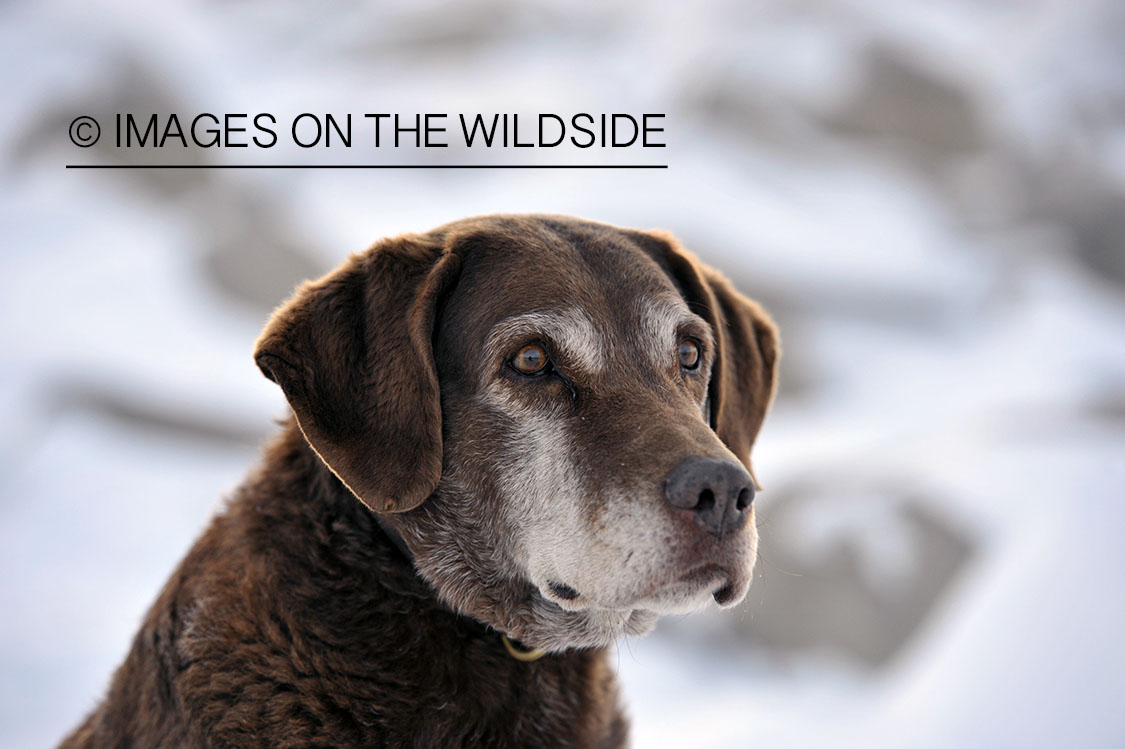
[697,488,715,513]
[735,487,753,511]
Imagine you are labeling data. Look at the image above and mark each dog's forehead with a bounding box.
[452,225,688,335]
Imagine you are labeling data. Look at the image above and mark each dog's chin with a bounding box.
[506,594,660,653]
[512,563,754,652]
[633,564,749,613]
[539,560,753,617]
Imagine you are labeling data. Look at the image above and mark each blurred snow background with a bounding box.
[2,0,1124,746]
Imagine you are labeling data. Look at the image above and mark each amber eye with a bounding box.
[513,344,550,375]
[678,338,701,370]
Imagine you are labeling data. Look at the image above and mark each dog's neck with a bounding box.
[256,419,547,657]
[372,512,414,563]
[90,419,630,746]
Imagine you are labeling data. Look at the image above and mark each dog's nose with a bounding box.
[664,457,755,539]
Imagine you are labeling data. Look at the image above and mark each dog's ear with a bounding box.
[254,235,460,513]
[637,231,780,478]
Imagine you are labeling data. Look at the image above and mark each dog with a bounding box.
[60,214,779,748]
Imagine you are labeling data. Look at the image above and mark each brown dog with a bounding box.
[60,215,779,748]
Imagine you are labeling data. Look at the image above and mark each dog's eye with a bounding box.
[512,344,550,375]
[678,338,701,370]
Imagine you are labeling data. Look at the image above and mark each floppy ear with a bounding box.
[254,235,460,513]
[637,231,780,479]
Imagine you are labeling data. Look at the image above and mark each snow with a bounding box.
[2,0,1123,746]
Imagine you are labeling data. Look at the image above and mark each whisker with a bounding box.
[755,548,802,577]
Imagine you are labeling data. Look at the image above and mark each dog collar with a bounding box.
[501,635,546,662]
[375,518,544,663]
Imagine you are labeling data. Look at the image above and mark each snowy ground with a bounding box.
[2,0,1124,746]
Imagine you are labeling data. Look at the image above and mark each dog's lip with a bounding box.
[537,553,749,612]
[623,562,730,607]
[676,562,731,595]
[676,562,726,585]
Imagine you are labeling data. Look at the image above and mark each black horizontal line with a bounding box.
[65,163,668,170]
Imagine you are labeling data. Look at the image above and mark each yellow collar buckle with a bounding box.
[501,634,546,662]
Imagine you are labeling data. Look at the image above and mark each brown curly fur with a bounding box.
[59,215,778,748]
[61,423,628,748]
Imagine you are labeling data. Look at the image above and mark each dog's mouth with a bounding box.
[541,561,740,613]
[547,580,581,601]
[679,563,737,604]
[659,562,736,606]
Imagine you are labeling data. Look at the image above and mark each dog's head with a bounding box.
[255,215,779,652]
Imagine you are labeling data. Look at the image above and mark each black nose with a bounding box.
[664,457,755,539]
